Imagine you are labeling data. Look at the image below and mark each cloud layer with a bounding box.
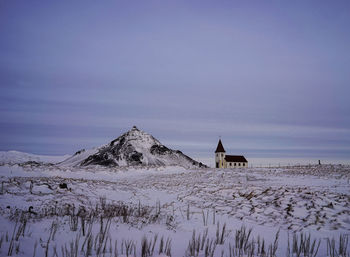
[0,1,349,163]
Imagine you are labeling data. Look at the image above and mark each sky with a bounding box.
[0,1,350,164]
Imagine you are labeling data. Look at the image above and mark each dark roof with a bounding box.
[225,155,247,162]
[215,139,225,153]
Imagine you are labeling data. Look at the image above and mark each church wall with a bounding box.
[226,162,248,168]
[215,152,226,168]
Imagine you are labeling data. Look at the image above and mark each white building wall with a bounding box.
[226,162,248,168]
[221,153,226,168]
[215,153,226,168]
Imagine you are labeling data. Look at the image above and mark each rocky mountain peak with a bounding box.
[60,127,205,168]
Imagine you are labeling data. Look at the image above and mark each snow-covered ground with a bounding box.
[0,161,349,256]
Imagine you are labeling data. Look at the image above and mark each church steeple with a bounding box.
[215,139,226,168]
[215,139,226,153]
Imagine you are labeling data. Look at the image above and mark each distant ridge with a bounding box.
[60,126,205,168]
[0,151,70,165]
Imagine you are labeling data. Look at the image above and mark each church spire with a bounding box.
[215,139,226,153]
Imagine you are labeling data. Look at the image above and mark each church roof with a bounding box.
[225,155,247,163]
[215,139,226,153]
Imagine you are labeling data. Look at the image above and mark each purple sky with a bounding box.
[1,1,349,162]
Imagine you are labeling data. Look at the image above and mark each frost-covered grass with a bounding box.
[0,163,349,256]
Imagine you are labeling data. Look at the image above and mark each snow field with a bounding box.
[0,163,349,256]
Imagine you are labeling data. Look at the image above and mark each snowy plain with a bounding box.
[0,154,349,257]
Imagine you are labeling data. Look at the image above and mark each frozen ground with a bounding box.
[0,162,349,256]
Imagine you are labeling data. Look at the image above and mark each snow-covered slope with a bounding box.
[58,147,100,167]
[0,150,70,165]
[60,126,205,168]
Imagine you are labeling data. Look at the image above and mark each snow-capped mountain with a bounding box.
[60,126,205,168]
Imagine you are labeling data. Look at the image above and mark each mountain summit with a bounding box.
[60,126,204,168]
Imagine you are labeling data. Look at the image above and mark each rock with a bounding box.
[59,183,68,189]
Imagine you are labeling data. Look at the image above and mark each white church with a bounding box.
[215,139,248,168]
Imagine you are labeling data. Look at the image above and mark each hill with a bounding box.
[60,126,205,168]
